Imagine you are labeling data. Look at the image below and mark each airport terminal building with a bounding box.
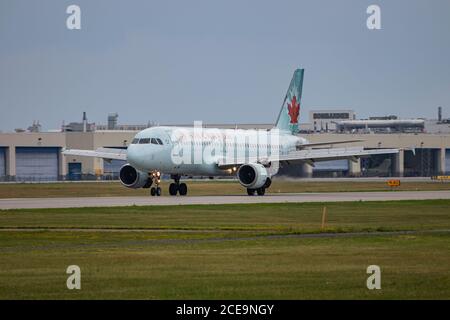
[0,111,449,181]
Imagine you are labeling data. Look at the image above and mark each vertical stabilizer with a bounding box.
[275,69,304,134]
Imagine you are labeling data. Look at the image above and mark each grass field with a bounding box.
[1,179,450,198]
[0,200,449,299]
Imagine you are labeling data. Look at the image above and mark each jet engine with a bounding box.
[237,163,270,189]
[119,164,151,188]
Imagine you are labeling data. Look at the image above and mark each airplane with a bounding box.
[63,69,399,196]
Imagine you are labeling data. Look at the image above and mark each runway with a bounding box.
[1,190,450,209]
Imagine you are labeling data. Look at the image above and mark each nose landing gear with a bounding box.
[169,174,188,196]
[149,171,162,196]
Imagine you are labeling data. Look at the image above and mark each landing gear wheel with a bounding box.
[169,183,178,196]
[149,171,162,197]
[178,183,188,196]
[256,187,265,196]
[247,188,256,196]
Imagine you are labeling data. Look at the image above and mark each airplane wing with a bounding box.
[217,146,399,168]
[296,139,364,149]
[62,147,127,161]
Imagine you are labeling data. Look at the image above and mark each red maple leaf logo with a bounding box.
[287,95,300,124]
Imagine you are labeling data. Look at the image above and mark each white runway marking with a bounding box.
[0,191,449,209]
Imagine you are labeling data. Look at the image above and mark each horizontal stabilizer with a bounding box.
[296,139,365,149]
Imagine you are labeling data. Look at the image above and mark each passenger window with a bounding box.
[139,138,150,144]
[132,138,139,144]
[156,138,163,145]
[151,138,158,145]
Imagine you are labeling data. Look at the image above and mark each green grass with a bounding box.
[1,200,449,233]
[1,179,450,198]
[0,200,449,299]
[0,232,448,299]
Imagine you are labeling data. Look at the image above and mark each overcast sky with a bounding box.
[1,0,449,131]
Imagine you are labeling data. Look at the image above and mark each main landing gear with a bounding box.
[169,174,188,196]
[246,178,271,196]
[149,171,162,196]
[247,187,265,196]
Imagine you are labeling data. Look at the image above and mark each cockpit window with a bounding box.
[135,137,163,145]
[139,138,150,144]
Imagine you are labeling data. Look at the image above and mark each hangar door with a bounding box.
[16,147,59,181]
[0,147,5,180]
[68,162,82,181]
[446,149,450,174]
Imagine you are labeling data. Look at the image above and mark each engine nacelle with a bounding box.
[237,163,269,189]
[119,164,151,189]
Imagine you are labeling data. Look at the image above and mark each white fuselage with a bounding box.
[126,126,307,176]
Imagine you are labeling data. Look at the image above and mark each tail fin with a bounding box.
[275,69,304,134]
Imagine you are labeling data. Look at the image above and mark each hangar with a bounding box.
[0,111,449,181]
[0,133,66,182]
[0,130,448,181]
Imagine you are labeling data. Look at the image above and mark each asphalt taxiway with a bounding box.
[0,190,449,209]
